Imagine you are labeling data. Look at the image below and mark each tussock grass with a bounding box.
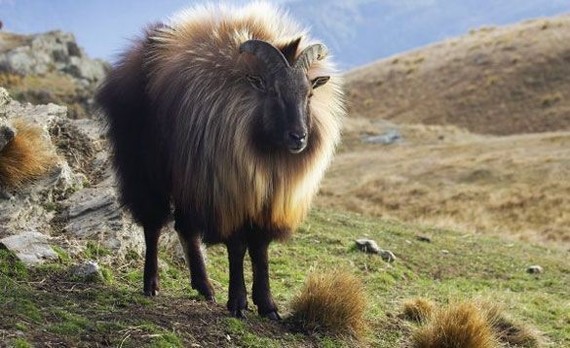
[401,298,434,323]
[289,271,367,339]
[411,301,500,348]
[407,300,542,348]
[0,118,57,189]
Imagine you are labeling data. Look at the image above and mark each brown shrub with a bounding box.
[411,301,500,348]
[402,298,434,323]
[289,271,367,339]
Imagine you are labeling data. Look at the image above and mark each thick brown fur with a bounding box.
[96,2,344,316]
[0,119,56,189]
[290,271,367,339]
[97,3,343,241]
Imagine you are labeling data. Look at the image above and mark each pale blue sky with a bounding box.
[1,0,569,69]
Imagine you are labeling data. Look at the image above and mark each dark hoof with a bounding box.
[230,309,247,319]
[192,280,215,302]
[205,295,216,303]
[143,289,158,297]
[144,277,160,296]
[263,311,281,321]
[227,294,248,317]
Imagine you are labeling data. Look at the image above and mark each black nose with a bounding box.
[288,131,307,142]
[286,131,308,154]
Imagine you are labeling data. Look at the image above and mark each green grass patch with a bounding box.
[11,338,32,348]
[52,245,72,264]
[0,209,568,347]
[48,310,90,335]
[83,241,112,259]
[0,248,28,279]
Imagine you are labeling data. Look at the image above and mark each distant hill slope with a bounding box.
[344,15,570,135]
[319,122,570,245]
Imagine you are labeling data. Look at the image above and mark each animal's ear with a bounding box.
[246,74,266,92]
[279,37,302,65]
[311,76,330,89]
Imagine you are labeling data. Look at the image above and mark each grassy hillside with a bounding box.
[2,209,569,347]
[319,121,570,246]
[344,15,570,135]
[325,15,570,248]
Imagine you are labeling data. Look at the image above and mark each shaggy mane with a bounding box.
[140,2,344,239]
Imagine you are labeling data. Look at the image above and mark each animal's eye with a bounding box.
[246,74,266,92]
[311,76,330,89]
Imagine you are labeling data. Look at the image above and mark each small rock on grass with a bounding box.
[72,260,100,276]
[355,238,396,263]
[71,260,104,282]
[526,265,543,274]
[355,239,381,254]
[0,231,58,266]
[380,250,396,263]
[415,235,432,243]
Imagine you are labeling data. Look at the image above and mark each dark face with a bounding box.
[246,69,330,154]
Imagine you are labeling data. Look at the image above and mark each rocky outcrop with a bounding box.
[0,31,109,119]
[0,30,107,83]
[0,88,148,265]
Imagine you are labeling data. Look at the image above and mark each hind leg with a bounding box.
[132,192,170,297]
[143,225,161,296]
[175,212,215,301]
[141,209,170,296]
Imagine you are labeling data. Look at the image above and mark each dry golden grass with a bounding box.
[19,73,77,97]
[344,14,570,135]
[330,16,570,247]
[289,271,367,339]
[411,301,501,348]
[0,65,89,119]
[406,299,542,348]
[0,32,29,53]
[0,118,57,189]
[0,72,23,87]
[401,298,435,323]
[318,119,570,246]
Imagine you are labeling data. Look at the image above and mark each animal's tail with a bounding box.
[0,119,56,189]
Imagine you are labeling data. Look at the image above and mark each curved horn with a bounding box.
[239,40,290,72]
[294,43,328,71]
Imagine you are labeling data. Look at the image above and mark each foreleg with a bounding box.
[248,237,280,320]
[226,237,248,318]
